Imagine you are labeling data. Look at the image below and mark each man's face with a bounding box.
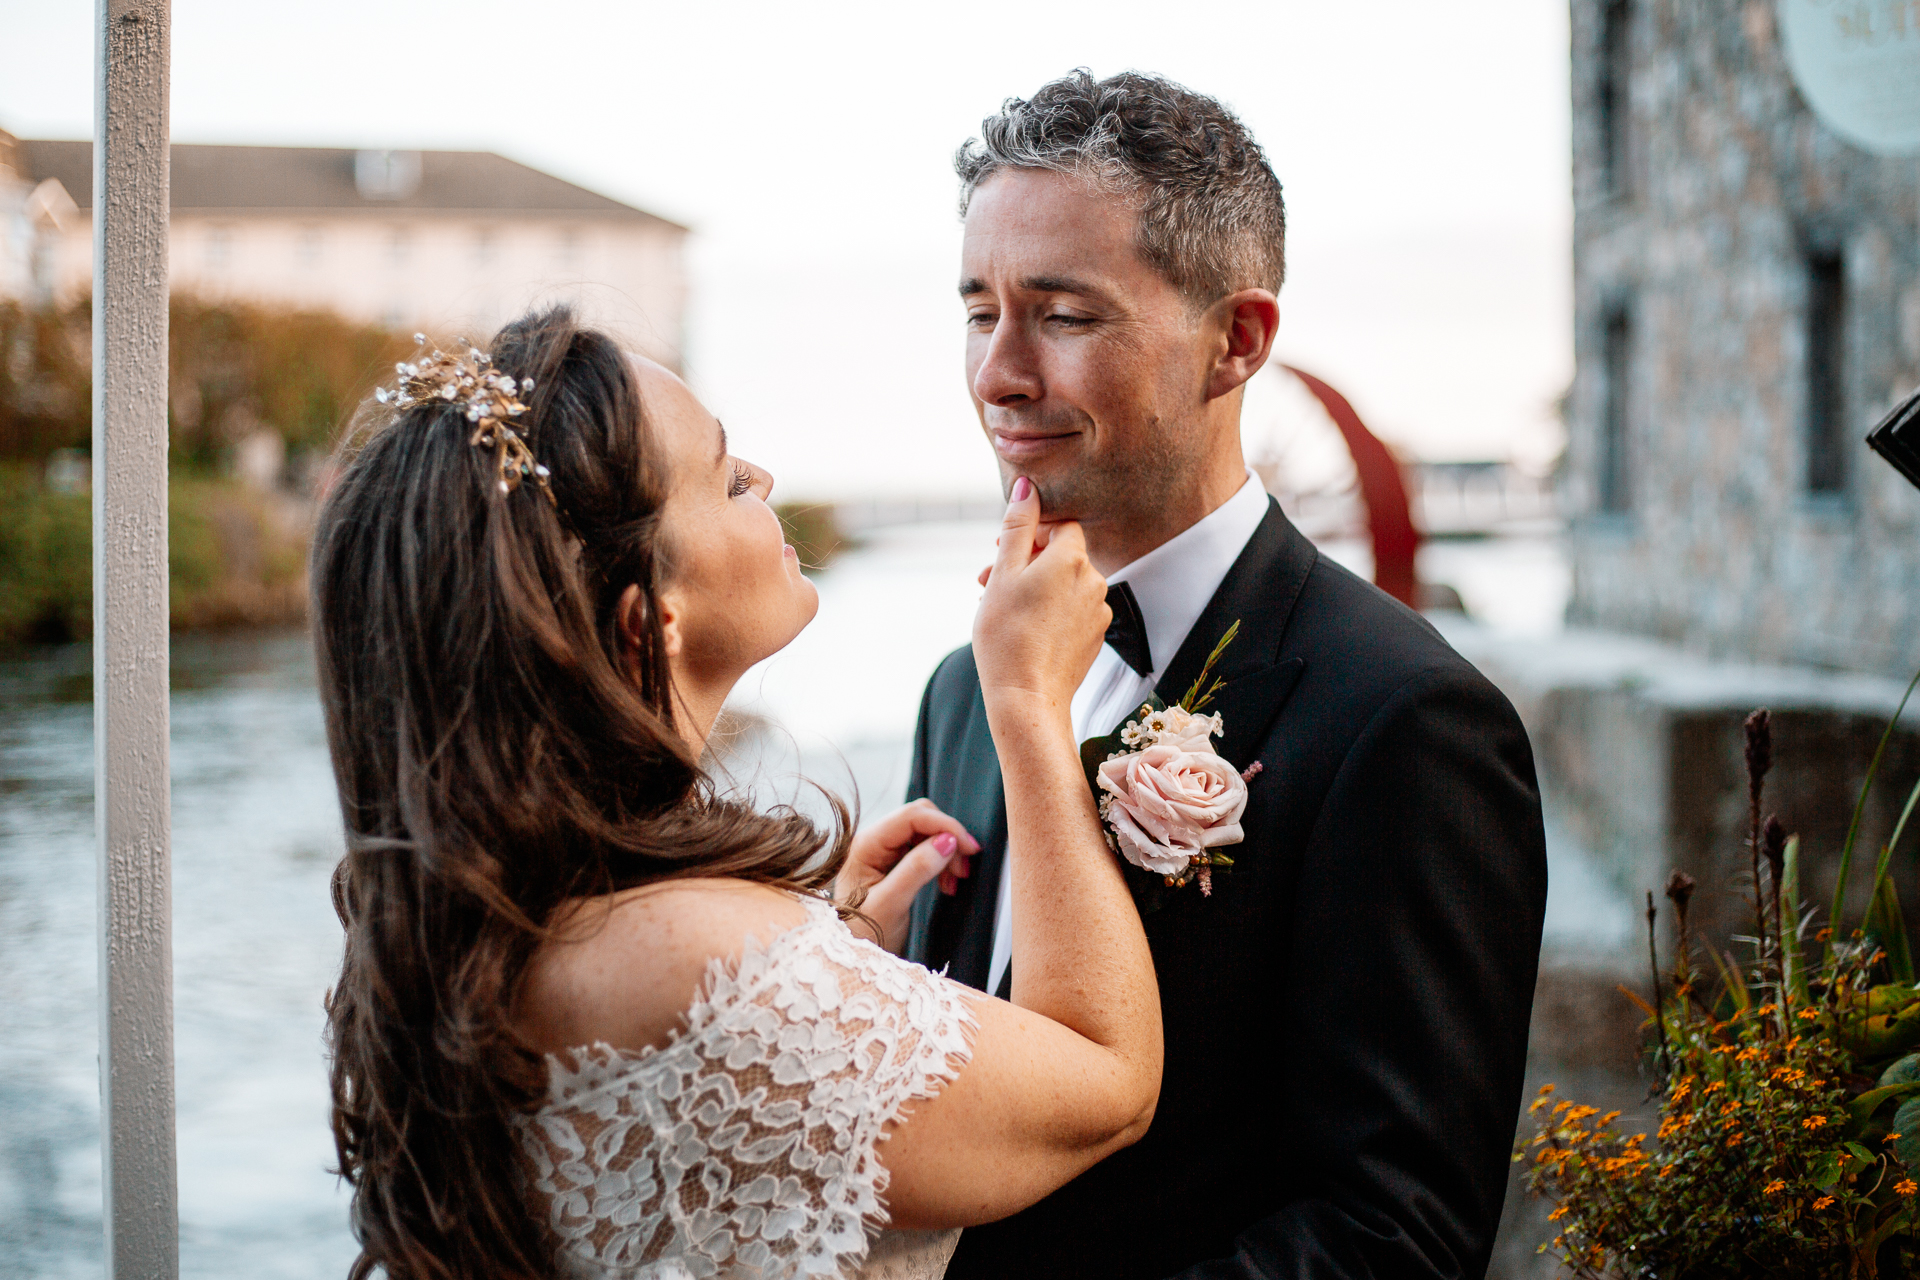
[960,168,1215,524]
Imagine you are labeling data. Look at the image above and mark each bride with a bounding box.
[312,306,1160,1280]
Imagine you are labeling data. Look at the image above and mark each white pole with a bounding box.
[92,0,176,1276]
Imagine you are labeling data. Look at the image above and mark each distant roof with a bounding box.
[13,140,687,230]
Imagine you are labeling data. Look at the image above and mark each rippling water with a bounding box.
[0,522,1566,1278]
[0,629,355,1280]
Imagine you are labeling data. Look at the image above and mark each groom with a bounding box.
[905,71,1548,1280]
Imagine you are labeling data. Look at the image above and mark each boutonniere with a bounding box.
[1079,621,1264,897]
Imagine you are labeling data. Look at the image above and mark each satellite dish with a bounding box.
[1778,0,1920,156]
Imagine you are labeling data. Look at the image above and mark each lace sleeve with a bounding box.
[515,897,979,1280]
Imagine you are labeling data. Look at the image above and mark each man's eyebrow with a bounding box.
[957,274,1113,300]
[1022,274,1109,298]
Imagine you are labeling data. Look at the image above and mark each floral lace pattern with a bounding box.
[514,896,978,1280]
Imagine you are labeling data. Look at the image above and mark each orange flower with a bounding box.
[1548,1206,1568,1221]
[1797,1008,1820,1021]
[1804,1116,1830,1131]
[1764,1179,1786,1194]
[1814,1195,1836,1210]
[1899,1179,1919,1198]
[1756,1004,1778,1017]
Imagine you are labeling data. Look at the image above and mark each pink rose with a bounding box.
[1095,742,1249,876]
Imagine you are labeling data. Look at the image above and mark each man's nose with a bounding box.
[971,318,1043,407]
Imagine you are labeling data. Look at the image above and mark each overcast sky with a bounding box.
[2,0,1573,501]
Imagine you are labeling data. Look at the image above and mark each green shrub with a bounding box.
[0,465,309,647]
[0,464,90,642]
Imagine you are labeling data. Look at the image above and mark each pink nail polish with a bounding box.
[934,832,957,857]
[1011,476,1032,502]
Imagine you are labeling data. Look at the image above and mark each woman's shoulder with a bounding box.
[515,878,824,1059]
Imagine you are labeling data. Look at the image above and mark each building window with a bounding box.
[388,228,412,267]
[1805,246,1848,496]
[204,226,233,270]
[1599,0,1632,200]
[1599,303,1632,515]
[296,226,324,267]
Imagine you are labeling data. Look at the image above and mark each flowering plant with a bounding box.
[1523,697,1920,1279]
[1081,621,1260,896]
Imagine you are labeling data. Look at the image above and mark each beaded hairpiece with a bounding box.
[375,334,554,503]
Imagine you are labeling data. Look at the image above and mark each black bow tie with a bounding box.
[1105,581,1153,677]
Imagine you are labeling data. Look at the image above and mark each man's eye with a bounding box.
[728,463,753,498]
[1046,313,1093,328]
[966,312,997,328]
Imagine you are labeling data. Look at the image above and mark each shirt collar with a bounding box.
[1106,472,1270,682]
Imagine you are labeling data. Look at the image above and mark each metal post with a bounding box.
[92,1,176,1277]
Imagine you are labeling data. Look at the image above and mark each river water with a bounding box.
[0,521,1566,1278]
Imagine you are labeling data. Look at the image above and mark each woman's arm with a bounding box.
[879,480,1163,1227]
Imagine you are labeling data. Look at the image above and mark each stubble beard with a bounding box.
[1015,418,1198,541]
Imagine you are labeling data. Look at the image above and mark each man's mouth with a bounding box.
[991,428,1080,461]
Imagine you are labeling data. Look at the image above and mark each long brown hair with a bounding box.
[314,306,849,1280]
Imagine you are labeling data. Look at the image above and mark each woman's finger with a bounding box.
[870,800,981,857]
[864,833,961,933]
[988,477,1040,581]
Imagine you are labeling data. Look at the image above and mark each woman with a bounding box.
[316,306,1159,1280]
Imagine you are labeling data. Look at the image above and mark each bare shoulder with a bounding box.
[515,878,814,1057]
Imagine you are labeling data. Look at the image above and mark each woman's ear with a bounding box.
[631,581,683,661]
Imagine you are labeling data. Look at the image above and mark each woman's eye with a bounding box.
[728,463,754,498]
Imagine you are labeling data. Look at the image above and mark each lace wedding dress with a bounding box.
[514,895,978,1280]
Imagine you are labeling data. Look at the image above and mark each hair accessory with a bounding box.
[375,334,554,502]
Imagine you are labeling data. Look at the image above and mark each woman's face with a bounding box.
[640,359,818,715]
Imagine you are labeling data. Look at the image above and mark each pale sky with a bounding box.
[2,0,1573,501]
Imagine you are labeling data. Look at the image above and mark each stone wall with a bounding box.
[1565,0,1920,677]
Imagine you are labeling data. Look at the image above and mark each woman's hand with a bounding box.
[836,799,980,952]
[972,477,1111,717]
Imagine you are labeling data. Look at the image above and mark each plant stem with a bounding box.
[1832,666,1920,942]
[1649,892,1671,1079]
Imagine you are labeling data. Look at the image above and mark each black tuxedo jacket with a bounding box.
[904,500,1547,1280]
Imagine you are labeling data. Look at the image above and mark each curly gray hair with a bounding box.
[956,69,1287,306]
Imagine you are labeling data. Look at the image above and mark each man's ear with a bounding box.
[618,583,683,662]
[1204,288,1281,402]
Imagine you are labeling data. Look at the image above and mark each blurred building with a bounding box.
[0,131,689,368]
[1564,2,1920,676]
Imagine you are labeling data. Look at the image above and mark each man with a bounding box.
[904,70,1547,1280]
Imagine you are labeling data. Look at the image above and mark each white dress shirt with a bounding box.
[985,472,1271,996]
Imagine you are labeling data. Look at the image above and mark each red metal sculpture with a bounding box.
[1280,364,1422,608]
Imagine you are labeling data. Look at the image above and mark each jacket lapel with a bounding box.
[1109,501,1315,914]
[1134,497,1317,766]
[908,683,1007,987]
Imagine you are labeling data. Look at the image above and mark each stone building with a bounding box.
[0,134,689,368]
[1564,1,1920,676]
